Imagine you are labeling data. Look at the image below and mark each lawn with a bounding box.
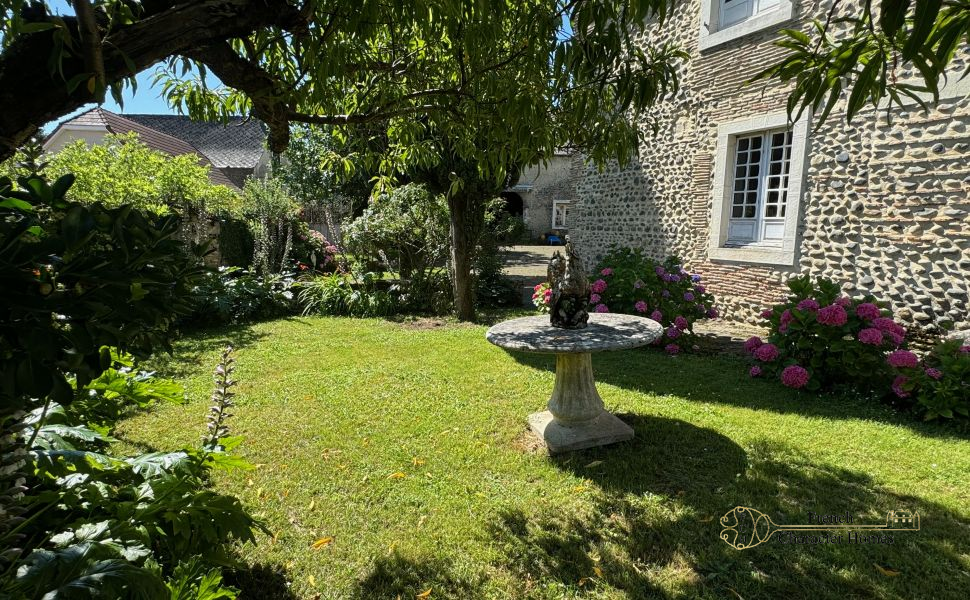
[117,314,970,599]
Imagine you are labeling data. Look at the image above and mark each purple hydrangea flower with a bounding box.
[796,299,820,312]
[760,309,773,319]
[634,279,644,289]
[691,274,702,282]
[925,368,943,380]
[892,375,910,398]
[754,343,779,362]
[817,304,848,326]
[655,266,665,276]
[601,268,614,276]
[835,296,853,307]
[650,310,663,322]
[662,290,671,298]
[666,326,681,339]
[674,316,689,330]
[635,300,648,313]
[887,350,919,368]
[855,302,882,321]
[669,274,681,282]
[591,279,607,294]
[781,365,810,389]
[589,293,601,304]
[857,328,884,346]
[744,336,764,354]
[684,292,695,302]
[707,307,719,319]
[664,343,680,355]
[594,303,610,313]
[694,285,706,294]
[749,365,762,377]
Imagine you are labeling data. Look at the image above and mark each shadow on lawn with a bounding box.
[505,349,970,440]
[227,562,299,599]
[350,552,486,599]
[486,441,968,599]
[150,323,270,379]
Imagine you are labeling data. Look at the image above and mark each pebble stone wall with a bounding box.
[572,0,970,331]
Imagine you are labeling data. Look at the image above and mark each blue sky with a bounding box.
[44,1,218,131]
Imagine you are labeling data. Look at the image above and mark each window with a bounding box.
[726,129,792,245]
[698,0,793,51]
[552,200,571,229]
[709,112,810,266]
[719,0,780,29]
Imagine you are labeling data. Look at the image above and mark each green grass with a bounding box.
[117,314,970,599]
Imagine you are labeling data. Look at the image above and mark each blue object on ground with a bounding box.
[548,235,562,245]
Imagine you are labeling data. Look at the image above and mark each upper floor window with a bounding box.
[698,0,793,51]
[719,0,781,28]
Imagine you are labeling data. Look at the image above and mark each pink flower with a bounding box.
[707,307,719,319]
[694,285,706,294]
[961,346,970,354]
[872,317,905,339]
[855,302,881,321]
[544,289,552,298]
[744,336,764,354]
[591,279,607,294]
[666,326,681,339]
[857,328,884,346]
[600,268,613,276]
[650,310,663,322]
[594,303,609,313]
[781,365,810,389]
[754,343,779,362]
[892,375,910,398]
[674,316,688,330]
[749,366,762,377]
[796,299,820,312]
[888,332,905,347]
[760,309,773,319]
[887,350,919,369]
[589,293,601,304]
[683,292,695,301]
[664,343,680,355]
[634,300,648,313]
[925,368,943,380]
[780,309,793,326]
[534,283,544,292]
[835,296,852,307]
[817,304,848,326]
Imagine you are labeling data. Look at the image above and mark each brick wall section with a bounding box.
[574,0,970,330]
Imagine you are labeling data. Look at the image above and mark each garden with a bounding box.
[1,1,969,599]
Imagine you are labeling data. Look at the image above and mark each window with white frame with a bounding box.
[719,0,780,29]
[709,112,810,266]
[726,129,792,245]
[552,200,571,229]
[698,0,793,51]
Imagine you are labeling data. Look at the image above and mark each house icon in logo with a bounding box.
[887,511,919,529]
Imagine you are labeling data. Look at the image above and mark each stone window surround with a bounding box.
[708,111,811,266]
[698,0,794,52]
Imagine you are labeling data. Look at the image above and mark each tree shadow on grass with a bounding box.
[504,349,970,440]
[349,552,486,599]
[487,440,969,599]
[226,562,298,599]
[148,324,269,379]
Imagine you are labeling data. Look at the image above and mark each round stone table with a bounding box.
[486,313,662,454]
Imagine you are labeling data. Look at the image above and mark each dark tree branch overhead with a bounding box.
[0,0,303,160]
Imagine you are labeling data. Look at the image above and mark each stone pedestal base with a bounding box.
[528,410,634,454]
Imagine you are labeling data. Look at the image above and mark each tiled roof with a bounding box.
[122,114,267,169]
[52,108,244,190]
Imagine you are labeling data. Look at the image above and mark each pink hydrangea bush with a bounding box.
[591,248,717,353]
[888,340,970,421]
[748,275,905,392]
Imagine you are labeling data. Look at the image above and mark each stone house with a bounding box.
[45,108,270,191]
[503,152,581,241]
[570,0,970,331]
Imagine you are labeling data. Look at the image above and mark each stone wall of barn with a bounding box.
[572,0,970,332]
[516,155,581,240]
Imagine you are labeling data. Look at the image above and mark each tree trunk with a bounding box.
[447,193,484,322]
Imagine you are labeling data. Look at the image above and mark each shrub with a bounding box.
[890,340,970,420]
[590,248,718,353]
[242,177,302,276]
[747,275,905,392]
[475,198,522,308]
[296,272,403,317]
[187,267,298,325]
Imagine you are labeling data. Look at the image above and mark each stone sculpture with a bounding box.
[548,237,590,329]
